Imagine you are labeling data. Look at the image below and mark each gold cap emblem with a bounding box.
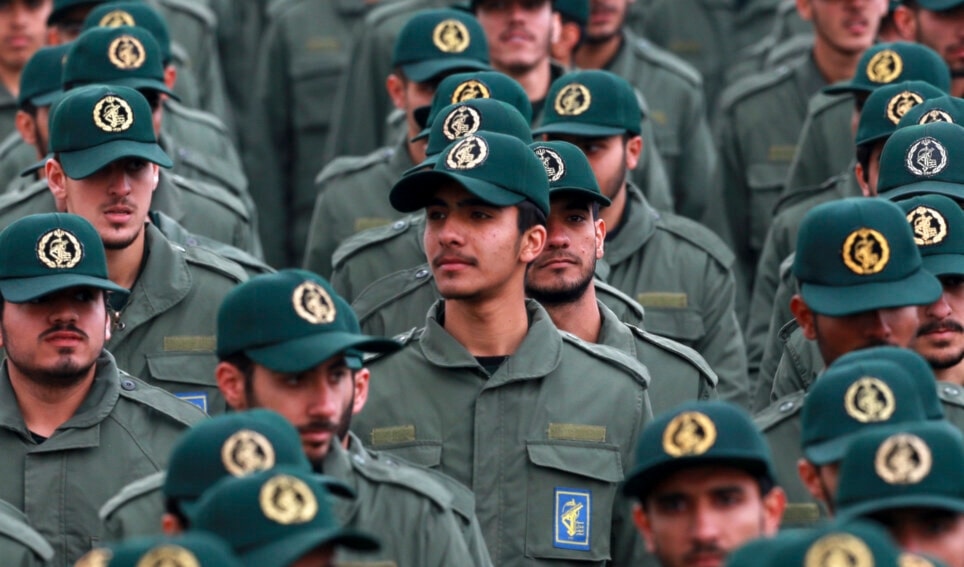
[136,545,201,567]
[37,228,83,269]
[887,91,924,125]
[108,35,146,70]
[804,533,873,567]
[842,228,890,275]
[866,49,903,84]
[663,411,717,457]
[292,281,336,325]
[260,474,318,525]
[906,137,948,177]
[93,95,134,133]
[844,377,896,423]
[452,80,490,103]
[554,83,591,116]
[534,146,566,182]
[907,205,948,246]
[433,19,470,53]
[442,105,481,141]
[222,430,277,476]
[99,9,135,27]
[919,109,954,125]
[445,135,488,170]
[875,433,932,485]
[75,549,113,567]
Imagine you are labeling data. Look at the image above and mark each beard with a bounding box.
[526,256,596,306]
[2,325,95,388]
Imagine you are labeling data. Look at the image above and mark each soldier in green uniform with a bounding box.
[208,0,269,137]
[214,269,492,566]
[352,130,653,565]
[534,70,750,407]
[623,401,786,567]
[0,0,50,143]
[88,532,243,567]
[0,212,206,566]
[573,0,715,221]
[44,84,251,414]
[0,500,53,567]
[710,0,887,321]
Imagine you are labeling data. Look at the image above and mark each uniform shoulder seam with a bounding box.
[152,0,216,27]
[115,374,207,427]
[754,390,806,431]
[315,147,394,185]
[626,325,718,385]
[561,332,650,387]
[331,217,417,269]
[99,471,166,519]
[656,213,736,267]
[718,65,794,111]
[630,38,702,86]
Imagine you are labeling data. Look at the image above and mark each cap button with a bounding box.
[121,379,136,391]
[779,401,794,412]
[392,220,406,231]
[415,269,429,279]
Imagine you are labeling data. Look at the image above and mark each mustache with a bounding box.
[297,421,338,435]
[431,252,478,269]
[536,251,582,267]
[683,543,726,564]
[40,324,88,340]
[917,320,964,337]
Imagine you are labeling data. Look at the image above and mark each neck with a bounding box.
[540,285,602,343]
[573,33,623,71]
[496,59,552,103]
[811,43,861,86]
[600,183,628,233]
[443,284,531,357]
[935,363,964,386]
[6,361,96,438]
[0,66,20,98]
[105,226,147,290]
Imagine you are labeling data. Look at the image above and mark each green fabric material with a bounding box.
[391,8,489,82]
[534,70,643,136]
[879,122,964,201]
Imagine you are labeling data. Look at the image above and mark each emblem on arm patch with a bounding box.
[554,84,591,116]
[906,137,948,177]
[844,377,896,423]
[108,35,146,70]
[907,206,948,246]
[433,20,470,53]
[452,80,490,103]
[662,411,717,457]
[886,91,924,125]
[292,281,336,324]
[554,488,591,551]
[804,533,873,567]
[534,146,566,182]
[841,228,890,275]
[136,545,201,567]
[875,433,932,485]
[866,50,902,84]
[37,228,83,269]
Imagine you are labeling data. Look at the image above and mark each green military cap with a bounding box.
[622,401,777,499]
[17,44,70,109]
[897,193,964,277]
[414,70,532,138]
[899,95,964,127]
[824,42,951,96]
[800,358,928,466]
[835,421,964,520]
[878,122,964,201]
[834,347,944,421]
[917,0,964,9]
[0,213,129,302]
[49,84,172,179]
[530,140,610,206]
[63,25,177,99]
[534,70,643,137]
[769,520,904,567]
[192,467,380,566]
[217,269,400,373]
[83,2,174,65]
[392,9,490,84]
[855,81,944,147]
[792,198,941,317]
[100,533,244,567]
[48,0,107,26]
[390,130,551,215]
[554,0,589,24]
[724,533,795,567]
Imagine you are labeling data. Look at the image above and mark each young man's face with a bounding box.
[47,157,159,251]
[798,0,886,56]
[909,5,964,81]
[0,0,51,74]
[0,287,109,387]
[871,507,964,567]
[634,466,784,567]
[387,73,438,139]
[913,274,964,371]
[525,195,604,305]
[546,134,637,201]
[475,0,556,75]
[584,0,629,44]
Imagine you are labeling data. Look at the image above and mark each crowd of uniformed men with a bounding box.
[0,0,964,565]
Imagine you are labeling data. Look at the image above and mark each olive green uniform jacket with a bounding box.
[355,300,654,566]
[725,0,811,86]
[0,500,53,567]
[0,351,205,566]
[209,0,271,134]
[244,0,380,266]
[0,86,15,145]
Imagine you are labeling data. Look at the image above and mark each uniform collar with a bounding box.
[323,432,364,523]
[149,171,185,224]
[594,299,638,357]
[599,182,659,267]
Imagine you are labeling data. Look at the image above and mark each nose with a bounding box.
[306,379,341,421]
[689,502,721,545]
[106,165,133,197]
[925,293,953,321]
[545,222,570,249]
[432,215,465,248]
[48,296,80,325]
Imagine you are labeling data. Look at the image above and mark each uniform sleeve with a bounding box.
[757,274,798,408]
[459,510,495,567]
[745,221,789,401]
[779,112,831,204]
[303,189,338,277]
[193,19,235,136]
[670,86,716,221]
[416,504,480,567]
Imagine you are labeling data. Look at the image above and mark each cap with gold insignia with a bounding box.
[622,401,777,499]
[724,531,800,567]
[824,42,951,96]
[801,357,929,466]
[48,84,172,180]
[793,198,941,317]
[413,70,532,139]
[530,140,610,206]
[878,122,964,201]
[896,193,964,277]
[834,347,944,422]
[47,0,108,26]
[82,2,174,65]
[855,81,944,148]
[0,213,128,303]
[770,519,904,567]
[63,25,177,98]
[554,0,590,25]
[390,130,551,215]
[835,421,964,520]
[217,269,400,374]
[17,44,70,110]
[99,533,244,567]
[899,95,964,127]
[192,467,380,566]
[392,9,490,84]
[534,70,643,137]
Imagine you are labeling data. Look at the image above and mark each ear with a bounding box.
[215,361,249,410]
[625,135,643,170]
[46,159,69,210]
[795,0,813,21]
[520,224,548,264]
[386,73,406,111]
[633,503,657,553]
[594,218,606,259]
[854,161,873,197]
[892,6,917,40]
[549,11,562,44]
[797,458,826,504]
[14,111,37,146]
[352,367,371,415]
[150,163,160,191]
[160,513,184,535]
[104,311,112,343]
[790,294,817,340]
[761,486,787,535]
[164,65,178,90]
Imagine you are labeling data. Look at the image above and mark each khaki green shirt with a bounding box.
[0,351,205,566]
[0,500,53,567]
[356,300,653,565]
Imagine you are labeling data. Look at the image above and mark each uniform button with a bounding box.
[779,401,794,412]
[117,322,126,331]
[392,220,406,230]
[186,237,198,246]
[415,269,429,279]
[944,385,960,397]
[352,454,366,465]
[121,379,136,391]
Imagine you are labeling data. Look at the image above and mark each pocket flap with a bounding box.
[373,440,442,468]
[747,162,789,190]
[644,307,706,342]
[146,352,217,386]
[526,441,623,482]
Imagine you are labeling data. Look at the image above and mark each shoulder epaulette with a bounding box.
[266,0,300,19]
[754,390,806,432]
[626,325,718,386]
[937,382,964,408]
[0,503,52,560]
[350,448,455,512]
[656,213,736,268]
[315,146,394,186]
[764,33,813,68]
[181,243,250,284]
[363,0,435,27]
[630,37,702,87]
[0,131,22,160]
[0,178,48,204]
[169,173,249,219]
[807,90,851,117]
[773,172,845,212]
[99,471,165,520]
[778,252,796,281]
[353,264,435,323]
[595,280,645,324]
[364,326,422,367]
[718,64,795,112]
[163,99,230,135]
[560,332,651,387]
[152,0,216,27]
[332,215,421,269]
[116,372,207,427]
[365,448,477,522]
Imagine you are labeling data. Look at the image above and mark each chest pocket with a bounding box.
[291,53,348,134]
[643,308,706,346]
[525,441,623,563]
[747,162,789,253]
[145,352,223,414]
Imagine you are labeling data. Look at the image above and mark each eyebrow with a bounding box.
[426,196,498,208]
